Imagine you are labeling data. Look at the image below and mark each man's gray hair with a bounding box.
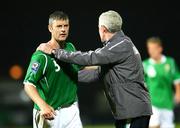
[99,10,123,33]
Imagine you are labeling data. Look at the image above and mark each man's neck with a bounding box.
[48,40,66,49]
[151,54,163,63]
[105,32,117,42]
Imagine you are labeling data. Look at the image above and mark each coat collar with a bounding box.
[103,30,125,45]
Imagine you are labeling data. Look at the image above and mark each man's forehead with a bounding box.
[52,19,69,24]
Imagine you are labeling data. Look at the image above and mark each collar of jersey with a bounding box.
[149,55,166,64]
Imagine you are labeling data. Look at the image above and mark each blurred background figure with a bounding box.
[143,37,180,128]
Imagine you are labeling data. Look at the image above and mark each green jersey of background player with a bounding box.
[23,11,83,128]
[143,36,180,128]
[144,55,180,109]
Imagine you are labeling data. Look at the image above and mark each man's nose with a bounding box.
[61,26,66,31]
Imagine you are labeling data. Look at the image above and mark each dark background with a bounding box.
[0,0,180,76]
[0,0,180,127]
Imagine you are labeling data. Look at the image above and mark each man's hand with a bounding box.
[36,43,53,54]
[40,103,56,120]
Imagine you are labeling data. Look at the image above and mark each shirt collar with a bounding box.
[149,55,167,64]
[103,30,125,46]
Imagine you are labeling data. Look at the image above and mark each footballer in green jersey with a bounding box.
[24,42,79,110]
[23,11,83,128]
[143,36,180,128]
[143,56,180,109]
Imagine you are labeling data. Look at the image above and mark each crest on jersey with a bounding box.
[147,65,156,77]
[31,62,40,73]
[164,64,170,72]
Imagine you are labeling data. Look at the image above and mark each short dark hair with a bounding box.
[146,36,162,46]
[49,11,69,24]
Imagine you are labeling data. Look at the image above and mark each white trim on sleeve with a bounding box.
[174,79,180,85]
[23,81,36,88]
[40,54,48,75]
[108,39,129,50]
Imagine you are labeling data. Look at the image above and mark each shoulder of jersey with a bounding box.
[34,50,49,56]
[66,42,76,50]
[66,42,74,47]
[165,56,174,61]
[32,51,50,60]
[143,58,150,63]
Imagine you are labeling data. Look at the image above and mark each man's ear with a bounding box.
[101,25,108,33]
[48,25,52,32]
[160,46,163,53]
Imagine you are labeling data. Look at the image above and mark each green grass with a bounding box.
[176,124,180,128]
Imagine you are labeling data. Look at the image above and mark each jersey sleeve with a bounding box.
[172,59,180,85]
[23,52,47,87]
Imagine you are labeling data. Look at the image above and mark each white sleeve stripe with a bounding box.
[95,47,106,53]
[43,55,48,75]
[69,43,76,51]
[39,54,48,75]
[23,81,36,87]
[95,49,102,53]
[108,39,129,50]
[81,51,93,55]
[44,76,49,89]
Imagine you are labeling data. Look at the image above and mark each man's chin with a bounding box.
[57,39,66,43]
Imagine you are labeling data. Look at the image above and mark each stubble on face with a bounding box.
[51,20,69,44]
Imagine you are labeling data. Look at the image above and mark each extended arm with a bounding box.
[53,47,115,66]
[37,39,129,66]
[52,39,130,66]
[174,83,180,104]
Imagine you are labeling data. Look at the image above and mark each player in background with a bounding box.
[23,11,83,128]
[143,37,180,128]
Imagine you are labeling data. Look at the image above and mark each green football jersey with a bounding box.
[143,56,180,109]
[23,42,80,110]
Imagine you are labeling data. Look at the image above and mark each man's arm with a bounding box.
[53,47,117,66]
[78,66,100,83]
[24,83,56,119]
[175,83,180,104]
[173,59,180,104]
[23,53,55,119]
[172,59,180,104]
[37,39,129,66]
